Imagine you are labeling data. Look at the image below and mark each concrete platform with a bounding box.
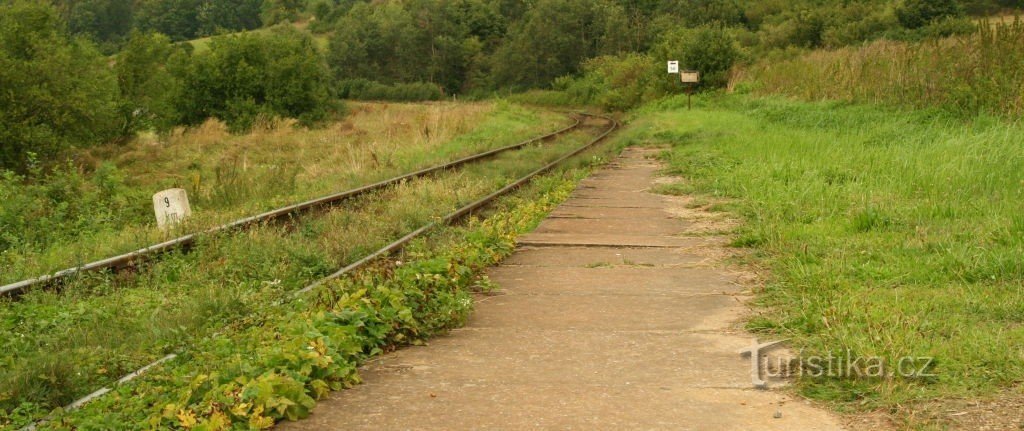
[277,147,845,431]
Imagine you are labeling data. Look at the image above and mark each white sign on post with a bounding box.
[153,188,192,231]
[667,60,679,74]
[680,70,701,84]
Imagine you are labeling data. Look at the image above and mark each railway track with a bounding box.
[0,114,586,298]
[13,113,618,430]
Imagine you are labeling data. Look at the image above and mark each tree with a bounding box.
[658,0,745,27]
[896,0,963,29]
[116,31,179,134]
[64,0,135,50]
[0,1,121,171]
[197,0,264,35]
[136,0,264,40]
[262,0,307,25]
[172,27,334,132]
[652,25,740,88]
[490,0,631,89]
[328,2,423,84]
[134,0,203,40]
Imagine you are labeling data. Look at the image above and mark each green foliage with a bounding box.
[261,0,308,25]
[64,0,134,51]
[0,161,144,254]
[0,114,595,427]
[896,0,964,29]
[658,0,746,27]
[338,79,445,102]
[490,0,630,90]
[172,26,334,132]
[116,31,180,134]
[557,53,664,110]
[653,25,741,87]
[134,0,264,41]
[0,1,122,171]
[327,0,504,94]
[54,201,526,428]
[638,93,1024,410]
[328,2,422,84]
[197,0,264,36]
[742,20,1024,118]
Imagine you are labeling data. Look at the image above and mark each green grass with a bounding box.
[622,93,1024,413]
[16,130,618,430]
[740,20,1024,119]
[0,103,587,427]
[0,102,563,285]
[185,23,330,54]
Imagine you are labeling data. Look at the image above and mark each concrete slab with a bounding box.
[486,266,743,295]
[516,233,710,248]
[565,192,668,208]
[532,216,685,236]
[289,382,838,431]
[501,246,707,267]
[469,293,744,332]
[358,328,754,387]
[549,206,673,220]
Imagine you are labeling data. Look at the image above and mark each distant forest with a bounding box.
[1,0,1021,170]
[55,0,1023,90]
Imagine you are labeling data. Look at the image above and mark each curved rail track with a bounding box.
[0,115,586,297]
[17,112,618,430]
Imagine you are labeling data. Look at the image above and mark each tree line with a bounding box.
[1,0,1021,171]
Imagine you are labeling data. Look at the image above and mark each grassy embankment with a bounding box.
[1,102,560,285]
[0,101,596,427]
[619,93,1024,424]
[47,158,615,430]
[738,19,1024,118]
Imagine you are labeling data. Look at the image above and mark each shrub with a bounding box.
[116,31,180,134]
[558,53,664,110]
[0,161,144,254]
[338,79,445,102]
[0,1,122,171]
[652,25,742,88]
[896,0,963,29]
[171,26,334,132]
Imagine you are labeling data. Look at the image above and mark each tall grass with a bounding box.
[739,19,1024,118]
[629,93,1024,415]
[0,106,592,425]
[0,102,565,285]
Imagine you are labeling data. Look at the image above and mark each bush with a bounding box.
[652,25,742,88]
[896,0,963,29]
[558,54,663,110]
[171,26,335,132]
[134,0,264,41]
[0,161,145,254]
[116,31,180,134]
[338,79,445,102]
[0,1,122,171]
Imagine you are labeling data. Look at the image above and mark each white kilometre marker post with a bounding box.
[153,188,192,231]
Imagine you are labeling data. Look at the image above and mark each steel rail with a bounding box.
[0,116,583,297]
[19,113,617,430]
[296,112,618,296]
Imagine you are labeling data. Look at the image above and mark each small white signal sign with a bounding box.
[667,60,679,74]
